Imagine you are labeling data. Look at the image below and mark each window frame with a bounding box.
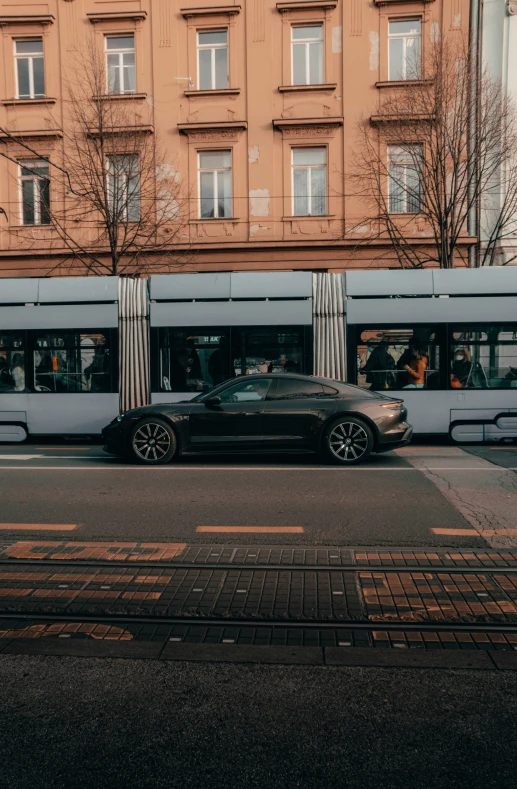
[291,146,327,217]
[105,34,136,95]
[449,324,517,390]
[290,23,324,86]
[388,17,422,82]
[14,38,45,99]
[106,154,140,223]
[198,150,233,219]
[153,325,313,394]
[19,159,50,226]
[0,331,27,394]
[387,144,423,215]
[349,324,446,391]
[197,28,229,90]
[31,329,115,394]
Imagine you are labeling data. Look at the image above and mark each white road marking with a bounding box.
[0,455,44,461]
[0,465,515,471]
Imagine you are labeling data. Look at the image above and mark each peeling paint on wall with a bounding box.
[369,31,379,71]
[452,13,461,29]
[250,224,270,236]
[249,189,270,217]
[157,191,180,221]
[248,145,260,163]
[156,164,180,183]
[431,22,441,43]
[332,26,343,54]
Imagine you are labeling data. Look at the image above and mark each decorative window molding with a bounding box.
[86,124,154,138]
[178,120,247,142]
[0,128,62,140]
[87,11,147,24]
[279,82,337,93]
[184,88,241,97]
[507,0,517,15]
[2,97,56,106]
[91,93,147,103]
[277,1,337,11]
[273,117,342,138]
[181,5,241,18]
[375,79,432,89]
[0,15,54,26]
[370,112,433,124]
[374,0,434,5]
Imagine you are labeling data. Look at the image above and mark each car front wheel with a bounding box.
[130,418,177,465]
[324,416,373,465]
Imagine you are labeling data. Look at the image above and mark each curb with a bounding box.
[2,638,517,669]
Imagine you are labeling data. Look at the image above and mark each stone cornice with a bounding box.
[180,5,241,18]
[273,117,343,137]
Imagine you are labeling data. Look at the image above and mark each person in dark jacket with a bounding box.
[360,342,396,390]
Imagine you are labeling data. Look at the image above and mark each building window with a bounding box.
[107,155,140,222]
[15,39,45,99]
[158,327,307,392]
[20,160,50,226]
[388,145,422,214]
[0,333,25,393]
[291,25,323,85]
[357,328,440,390]
[388,19,421,81]
[199,150,232,219]
[198,30,228,90]
[292,147,327,216]
[34,332,111,393]
[450,326,517,389]
[105,35,135,94]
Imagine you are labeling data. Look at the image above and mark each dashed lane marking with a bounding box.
[432,528,517,537]
[196,526,304,534]
[0,523,78,531]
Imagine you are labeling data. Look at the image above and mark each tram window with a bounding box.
[159,328,231,392]
[357,328,440,390]
[0,333,25,393]
[33,332,110,393]
[232,328,305,377]
[450,325,517,389]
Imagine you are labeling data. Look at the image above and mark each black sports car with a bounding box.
[102,374,412,466]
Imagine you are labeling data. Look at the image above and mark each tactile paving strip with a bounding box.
[359,571,517,622]
[0,565,364,620]
[0,542,353,566]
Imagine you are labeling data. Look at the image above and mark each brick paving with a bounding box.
[2,541,517,652]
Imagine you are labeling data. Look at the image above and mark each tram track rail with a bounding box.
[2,558,517,574]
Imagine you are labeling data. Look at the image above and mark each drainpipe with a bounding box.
[468,0,482,266]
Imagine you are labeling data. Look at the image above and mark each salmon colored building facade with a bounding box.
[0,0,471,277]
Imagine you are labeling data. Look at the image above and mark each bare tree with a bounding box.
[350,33,517,269]
[3,37,189,276]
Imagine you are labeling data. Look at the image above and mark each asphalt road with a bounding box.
[1,655,517,789]
[0,441,515,546]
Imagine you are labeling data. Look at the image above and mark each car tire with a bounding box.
[323,416,374,466]
[130,417,177,465]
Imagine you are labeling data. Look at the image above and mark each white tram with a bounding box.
[0,268,515,443]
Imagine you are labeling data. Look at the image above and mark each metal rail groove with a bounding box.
[2,611,517,634]
[1,559,517,574]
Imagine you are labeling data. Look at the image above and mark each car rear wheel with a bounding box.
[130,418,177,465]
[324,416,373,466]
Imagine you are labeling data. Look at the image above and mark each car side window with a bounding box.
[218,378,273,403]
[268,379,325,400]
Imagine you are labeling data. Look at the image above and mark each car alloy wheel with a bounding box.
[327,419,372,464]
[131,418,176,465]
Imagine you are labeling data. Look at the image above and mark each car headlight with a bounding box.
[116,414,124,422]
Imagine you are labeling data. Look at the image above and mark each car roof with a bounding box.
[229,373,349,389]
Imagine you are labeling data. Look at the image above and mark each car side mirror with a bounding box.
[204,395,222,407]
